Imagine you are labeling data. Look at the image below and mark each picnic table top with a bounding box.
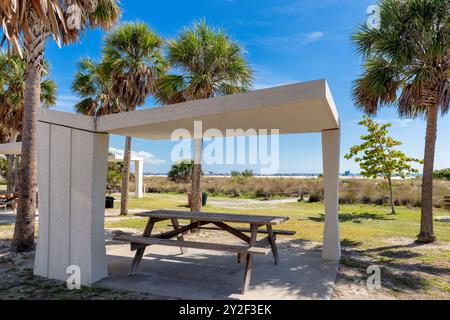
[136,210,289,226]
[0,191,18,198]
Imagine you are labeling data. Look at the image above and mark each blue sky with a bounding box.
[44,0,450,174]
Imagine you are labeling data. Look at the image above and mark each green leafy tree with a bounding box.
[168,160,195,184]
[156,20,253,212]
[102,22,165,216]
[352,0,449,242]
[1,0,121,252]
[231,170,254,184]
[72,57,123,116]
[345,117,423,214]
[0,53,56,192]
[0,157,7,181]
[433,169,450,181]
[107,163,123,192]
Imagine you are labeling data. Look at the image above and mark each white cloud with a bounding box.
[274,0,339,15]
[304,31,324,43]
[252,64,300,90]
[53,95,79,113]
[247,31,325,51]
[109,147,166,165]
[375,119,414,128]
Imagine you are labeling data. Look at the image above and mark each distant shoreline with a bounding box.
[144,174,420,180]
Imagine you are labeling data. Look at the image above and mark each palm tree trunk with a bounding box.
[120,136,132,216]
[6,130,19,192]
[6,155,15,192]
[12,62,41,252]
[191,138,203,212]
[14,156,20,192]
[417,103,438,243]
[12,11,46,252]
[387,176,396,215]
[190,138,203,233]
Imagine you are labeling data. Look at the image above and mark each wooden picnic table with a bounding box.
[0,191,18,197]
[113,209,294,294]
[0,192,18,213]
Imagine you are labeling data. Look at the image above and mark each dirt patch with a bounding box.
[0,250,160,300]
[207,198,298,210]
[382,237,450,250]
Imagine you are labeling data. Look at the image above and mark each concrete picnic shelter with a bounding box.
[9,79,343,290]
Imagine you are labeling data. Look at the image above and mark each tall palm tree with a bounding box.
[352,0,449,243]
[0,53,56,191]
[156,20,253,212]
[72,57,123,116]
[102,22,165,215]
[0,0,121,252]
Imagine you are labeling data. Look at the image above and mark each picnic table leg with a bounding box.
[242,224,258,294]
[267,225,280,265]
[129,218,156,276]
[171,218,188,254]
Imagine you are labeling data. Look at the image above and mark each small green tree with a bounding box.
[168,160,195,183]
[231,170,254,184]
[345,116,423,214]
[107,162,123,192]
[433,169,450,181]
[0,156,7,181]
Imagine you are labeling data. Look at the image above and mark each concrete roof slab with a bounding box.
[0,142,22,155]
[96,80,340,140]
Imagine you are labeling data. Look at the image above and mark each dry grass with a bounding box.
[134,177,450,208]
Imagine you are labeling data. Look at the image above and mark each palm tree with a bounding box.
[102,22,165,215]
[352,0,449,243]
[156,20,253,212]
[0,53,56,192]
[72,57,123,116]
[0,0,121,252]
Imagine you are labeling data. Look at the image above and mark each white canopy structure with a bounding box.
[0,143,145,198]
[0,142,22,155]
[108,154,144,198]
[33,79,341,286]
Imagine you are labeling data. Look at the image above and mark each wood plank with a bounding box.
[174,225,296,236]
[242,224,259,294]
[267,225,280,265]
[129,218,156,275]
[211,222,251,243]
[136,210,289,225]
[157,221,210,240]
[113,235,271,256]
[172,218,187,254]
[256,236,271,248]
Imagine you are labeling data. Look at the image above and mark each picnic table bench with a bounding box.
[0,192,18,214]
[113,209,295,294]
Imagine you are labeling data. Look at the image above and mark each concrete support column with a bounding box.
[321,129,341,261]
[34,121,109,285]
[135,159,144,198]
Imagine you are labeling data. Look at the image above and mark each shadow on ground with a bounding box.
[307,212,395,224]
[96,239,338,300]
[0,214,16,226]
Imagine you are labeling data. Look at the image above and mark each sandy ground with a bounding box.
[3,231,441,300]
[1,208,448,300]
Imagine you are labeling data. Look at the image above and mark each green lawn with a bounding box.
[1,192,448,299]
[105,193,449,298]
[106,193,450,247]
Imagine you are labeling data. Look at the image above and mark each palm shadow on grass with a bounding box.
[307,212,395,224]
[340,238,363,248]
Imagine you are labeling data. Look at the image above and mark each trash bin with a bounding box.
[105,196,115,209]
[202,192,208,206]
